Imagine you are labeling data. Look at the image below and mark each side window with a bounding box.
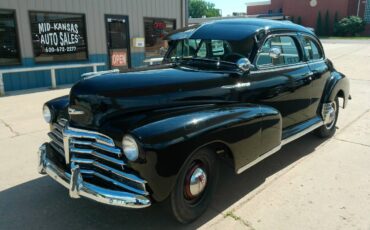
[182,39,200,57]
[170,41,183,59]
[303,37,323,61]
[169,39,201,59]
[256,36,301,68]
[211,40,225,56]
[196,41,207,58]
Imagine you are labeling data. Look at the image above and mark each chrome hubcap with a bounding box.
[185,164,207,199]
[189,168,207,196]
[324,102,337,130]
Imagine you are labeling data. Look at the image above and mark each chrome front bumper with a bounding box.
[38,143,151,208]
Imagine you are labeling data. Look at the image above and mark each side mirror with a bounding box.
[269,47,282,59]
[236,58,253,73]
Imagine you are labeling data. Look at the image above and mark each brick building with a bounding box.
[246,0,370,35]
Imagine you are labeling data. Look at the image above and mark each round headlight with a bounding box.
[122,135,139,161]
[42,105,52,123]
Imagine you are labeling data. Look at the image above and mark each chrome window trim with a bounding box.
[304,58,325,65]
[250,63,307,74]
[254,32,305,71]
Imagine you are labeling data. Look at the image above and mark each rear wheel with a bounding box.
[315,97,339,138]
[170,148,219,224]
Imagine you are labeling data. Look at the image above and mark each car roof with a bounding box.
[165,18,315,41]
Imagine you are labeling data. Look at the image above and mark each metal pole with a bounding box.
[93,65,97,72]
[357,0,361,17]
[51,69,57,89]
[0,73,5,96]
[184,0,189,26]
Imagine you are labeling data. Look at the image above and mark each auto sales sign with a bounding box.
[37,22,80,53]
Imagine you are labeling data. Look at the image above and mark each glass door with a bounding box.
[105,15,130,71]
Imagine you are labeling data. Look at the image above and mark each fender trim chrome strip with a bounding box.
[237,120,324,174]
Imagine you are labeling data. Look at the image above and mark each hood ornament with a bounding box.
[68,107,85,115]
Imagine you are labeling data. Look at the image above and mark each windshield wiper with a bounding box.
[180,57,236,67]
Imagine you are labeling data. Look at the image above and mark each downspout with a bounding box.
[357,0,361,16]
[185,0,189,26]
[181,0,189,27]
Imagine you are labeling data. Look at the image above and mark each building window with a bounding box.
[29,11,88,63]
[365,0,370,23]
[144,18,176,58]
[0,10,21,66]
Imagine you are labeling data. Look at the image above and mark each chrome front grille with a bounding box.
[48,119,67,156]
[48,119,148,196]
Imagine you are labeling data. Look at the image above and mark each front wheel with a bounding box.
[315,97,339,138]
[170,148,219,224]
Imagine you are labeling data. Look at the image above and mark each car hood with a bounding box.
[69,65,234,129]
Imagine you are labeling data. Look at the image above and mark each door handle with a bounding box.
[305,71,314,76]
[304,72,314,79]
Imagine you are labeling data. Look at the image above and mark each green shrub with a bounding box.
[334,16,366,36]
[334,12,339,24]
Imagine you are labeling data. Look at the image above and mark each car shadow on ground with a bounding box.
[0,134,327,230]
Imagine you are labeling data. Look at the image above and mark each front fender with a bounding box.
[45,95,70,122]
[129,104,281,201]
[322,71,350,108]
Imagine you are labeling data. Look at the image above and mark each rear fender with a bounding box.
[322,71,350,108]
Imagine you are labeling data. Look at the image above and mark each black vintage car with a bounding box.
[38,19,350,223]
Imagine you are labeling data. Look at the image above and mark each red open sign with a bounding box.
[111,50,127,67]
[153,21,166,30]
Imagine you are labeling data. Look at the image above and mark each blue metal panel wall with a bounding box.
[1,54,108,92]
[131,52,146,68]
[3,70,51,92]
[55,67,91,85]
[1,52,150,92]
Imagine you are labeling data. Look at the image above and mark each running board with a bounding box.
[237,117,324,174]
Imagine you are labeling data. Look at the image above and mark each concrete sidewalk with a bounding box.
[0,40,369,229]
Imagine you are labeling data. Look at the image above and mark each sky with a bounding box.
[208,0,266,16]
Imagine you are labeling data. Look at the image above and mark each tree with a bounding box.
[297,16,302,25]
[334,16,366,36]
[290,16,295,23]
[334,12,339,24]
[189,0,221,18]
[316,11,323,36]
[333,11,339,35]
[324,10,330,36]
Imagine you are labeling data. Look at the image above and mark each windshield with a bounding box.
[165,38,255,64]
